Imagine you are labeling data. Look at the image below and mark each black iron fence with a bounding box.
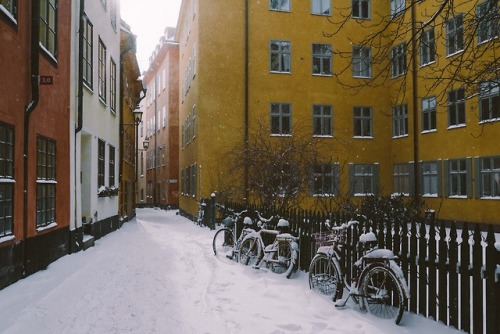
[207,201,500,334]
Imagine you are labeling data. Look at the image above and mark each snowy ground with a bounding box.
[0,208,462,334]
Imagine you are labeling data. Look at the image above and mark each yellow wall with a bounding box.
[177,0,500,224]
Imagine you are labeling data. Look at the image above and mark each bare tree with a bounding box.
[326,0,499,108]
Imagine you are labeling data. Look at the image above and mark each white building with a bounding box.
[70,0,122,248]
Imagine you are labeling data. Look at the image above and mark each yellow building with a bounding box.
[176,0,500,225]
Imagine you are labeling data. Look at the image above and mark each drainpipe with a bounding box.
[411,1,420,201]
[76,0,85,134]
[23,0,41,275]
[244,0,249,201]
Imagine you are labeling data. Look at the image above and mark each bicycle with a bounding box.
[240,216,299,279]
[212,205,254,261]
[308,220,409,324]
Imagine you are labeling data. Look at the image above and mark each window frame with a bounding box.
[390,0,405,18]
[39,0,58,60]
[448,88,466,127]
[421,161,441,197]
[352,46,372,78]
[0,0,18,23]
[108,145,115,187]
[445,158,472,198]
[391,43,407,78]
[393,163,412,196]
[311,0,331,16]
[476,156,500,199]
[477,0,499,44]
[270,103,292,136]
[98,139,105,188]
[349,163,379,196]
[309,163,339,196]
[479,81,500,122]
[270,40,291,73]
[98,38,107,103]
[269,0,290,12]
[0,123,14,238]
[312,43,332,76]
[420,27,436,66]
[352,0,370,19]
[312,104,333,137]
[446,14,464,56]
[82,16,94,89]
[422,96,437,132]
[353,106,373,138]
[36,136,57,228]
[110,58,117,113]
[392,104,408,138]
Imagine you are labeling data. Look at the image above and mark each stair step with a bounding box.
[82,235,95,250]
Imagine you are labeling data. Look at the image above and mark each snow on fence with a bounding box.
[215,201,499,334]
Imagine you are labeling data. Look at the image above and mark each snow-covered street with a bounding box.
[0,208,462,334]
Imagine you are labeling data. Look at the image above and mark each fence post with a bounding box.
[438,221,448,324]
[460,222,471,333]
[485,225,496,334]
[428,218,437,320]
[418,219,427,316]
[209,193,216,230]
[448,222,459,329]
[472,224,483,334]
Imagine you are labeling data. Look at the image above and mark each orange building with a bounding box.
[0,1,71,288]
[140,27,180,208]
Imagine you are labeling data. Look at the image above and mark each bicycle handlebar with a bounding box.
[255,210,273,223]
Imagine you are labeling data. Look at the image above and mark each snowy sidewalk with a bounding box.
[0,208,461,334]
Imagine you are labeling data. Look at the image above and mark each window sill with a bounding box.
[392,134,409,139]
[312,194,336,198]
[0,5,17,26]
[353,136,373,139]
[270,71,291,75]
[421,129,437,134]
[446,50,464,58]
[479,118,500,124]
[420,61,436,68]
[270,134,292,137]
[312,73,333,77]
[0,235,15,245]
[313,135,333,138]
[448,195,467,199]
[353,193,374,197]
[422,194,439,198]
[480,196,500,200]
[448,124,466,130]
[36,222,58,233]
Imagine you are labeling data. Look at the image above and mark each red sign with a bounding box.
[40,76,54,85]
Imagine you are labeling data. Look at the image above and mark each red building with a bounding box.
[140,27,179,208]
[0,1,71,288]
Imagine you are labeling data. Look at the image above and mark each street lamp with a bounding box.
[132,107,143,211]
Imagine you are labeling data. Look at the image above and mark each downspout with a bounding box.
[72,0,85,253]
[410,1,420,201]
[244,0,249,201]
[23,0,40,275]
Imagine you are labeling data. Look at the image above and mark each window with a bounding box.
[162,145,166,166]
[98,139,105,188]
[98,39,107,102]
[36,136,56,228]
[82,17,93,88]
[270,103,292,135]
[270,40,291,73]
[191,163,197,196]
[392,104,408,137]
[477,0,499,43]
[420,28,435,66]
[39,0,58,58]
[391,43,407,78]
[445,158,471,198]
[309,164,339,196]
[110,58,117,113]
[0,0,17,21]
[312,0,331,15]
[477,156,500,198]
[0,123,14,238]
[270,0,290,12]
[109,145,115,187]
[422,96,437,132]
[479,81,500,122]
[353,106,372,137]
[349,164,378,196]
[393,163,412,195]
[312,44,332,75]
[352,0,369,19]
[390,0,405,18]
[422,161,441,197]
[192,105,197,139]
[448,88,466,127]
[446,14,464,55]
[313,105,333,136]
[110,0,116,30]
[352,46,371,78]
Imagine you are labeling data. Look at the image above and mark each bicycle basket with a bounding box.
[312,228,346,251]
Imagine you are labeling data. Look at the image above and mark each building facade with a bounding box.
[71,0,123,244]
[0,0,72,288]
[176,0,500,225]
[140,27,180,209]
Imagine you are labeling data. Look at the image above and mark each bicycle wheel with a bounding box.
[359,265,406,324]
[239,237,261,266]
[212,228,235,257]
[269,240,295,278]
[308,254,342,301]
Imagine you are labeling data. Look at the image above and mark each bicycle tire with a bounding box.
[239,236,261,266]
[269,240,294,278]
[359,265,406,324]
[212,228,235,257]
[308,254,342,301]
